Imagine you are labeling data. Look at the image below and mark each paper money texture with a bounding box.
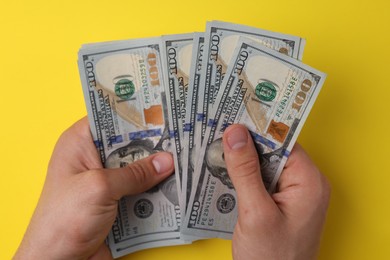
[182,37,325,239]
[78,38,184,258]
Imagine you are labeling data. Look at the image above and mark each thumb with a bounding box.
[223,125,271,211]
[103,152,174,200]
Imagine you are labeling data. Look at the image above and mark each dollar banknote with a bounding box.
[193,20,306,162]
[78,38,185,258]
[182,38,326,239]
[180,33,205,214]
[161,33,194,217]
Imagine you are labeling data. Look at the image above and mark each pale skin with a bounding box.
[15,118,330,260]
[223,125,330,260]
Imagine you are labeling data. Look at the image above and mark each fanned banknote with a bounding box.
[180,33,205,214]
[161,33,194,217]
[78,38,184,258]
[182,38,326,239]
[193,20,306,164]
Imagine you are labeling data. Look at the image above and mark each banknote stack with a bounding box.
[78,21,326,258]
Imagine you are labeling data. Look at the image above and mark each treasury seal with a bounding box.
[255,80,277,102]
[134,199,153,218]
[216,193,236,214]
[113,75,135,100]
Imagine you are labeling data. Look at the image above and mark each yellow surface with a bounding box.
[1,0,389,259]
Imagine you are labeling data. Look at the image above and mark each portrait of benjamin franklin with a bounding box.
[205,138,234,189]
[104,127,178,205]
[205,136,284,191]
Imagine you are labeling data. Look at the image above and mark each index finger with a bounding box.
[275,143,330,201]
[47,117,102,179]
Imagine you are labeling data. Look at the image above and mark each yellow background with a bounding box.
[1,0,389,259]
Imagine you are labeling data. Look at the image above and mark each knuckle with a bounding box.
[126,161,151,187]
[84,170,111,197]
[229,154,260,178]
[307,171,331,207]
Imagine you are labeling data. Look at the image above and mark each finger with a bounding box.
[274,143,331,210]
[223,124,272,212]
[48,117,101,178]
[104,152,174,199]
[278,143,327,191]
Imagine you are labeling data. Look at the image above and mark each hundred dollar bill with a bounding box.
[78,38,184,258]
[193,20,306,158]
[181,33,205,214]
[161,33,194,216]
[183,38,326,239]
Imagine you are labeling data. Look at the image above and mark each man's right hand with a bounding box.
[223,124,331,260]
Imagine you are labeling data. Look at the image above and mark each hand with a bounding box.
[223,124,330,260]
[14,118,174,259]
